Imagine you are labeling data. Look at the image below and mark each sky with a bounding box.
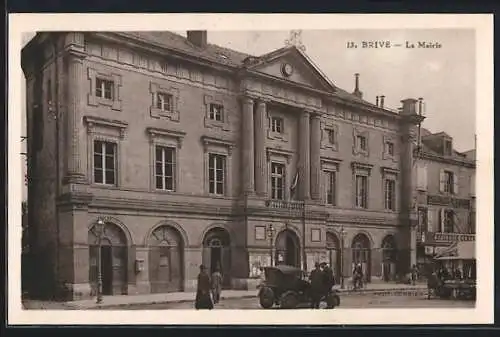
[20,29,476,198]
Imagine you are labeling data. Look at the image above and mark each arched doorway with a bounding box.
[275,229,300,267]
[381,235,397,282]
[88,221,128,296]
[326,232,341,279]
[351,233,371,283]
[202,227,231,288]
[148,225,184,293]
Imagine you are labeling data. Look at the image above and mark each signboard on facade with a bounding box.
[433,233,475,242]
[427,195,471,209]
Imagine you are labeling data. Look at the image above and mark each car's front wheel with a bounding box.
[280,291,299,309]
[259,287,275,309]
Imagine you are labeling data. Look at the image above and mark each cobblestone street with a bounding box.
[97,295,475,310]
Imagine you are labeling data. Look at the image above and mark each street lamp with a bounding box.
[340,226,347,289]
[266,224,276,267]
[95,217,105,304]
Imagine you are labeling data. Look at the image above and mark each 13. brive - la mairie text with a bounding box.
[346,41,442,49]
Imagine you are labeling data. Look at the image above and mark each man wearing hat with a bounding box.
[309,262,323,309]
[195,264,213,310]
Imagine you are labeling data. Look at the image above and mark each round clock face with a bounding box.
[282,63,293,77]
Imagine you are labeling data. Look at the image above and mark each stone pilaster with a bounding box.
[241,96,255,195]
[299,110,311,200]
[64,35,87,184]
[310,113,321,200]
[254,100,267,197]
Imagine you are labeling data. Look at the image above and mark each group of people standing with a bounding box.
[309,262,336,309]
[195,264,223,310]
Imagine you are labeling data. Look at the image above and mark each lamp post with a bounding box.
[266,224,276,267]
[340,226,347,289]
[95,218,105,304]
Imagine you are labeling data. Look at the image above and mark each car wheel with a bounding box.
[259,287,275,309]
[280,291,299,309]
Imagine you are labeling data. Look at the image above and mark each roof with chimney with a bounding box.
[417,127,475,165]
[117,31,391,113]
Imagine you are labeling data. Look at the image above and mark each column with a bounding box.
[299,110,311,200]
[310,113,321,200]
[242,96,255,195]
[254,100,267,196]
[64,48,87,183]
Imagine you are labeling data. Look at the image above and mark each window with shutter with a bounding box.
[453,173,459,195]
[439,169,445,193]
[427,209,434,232]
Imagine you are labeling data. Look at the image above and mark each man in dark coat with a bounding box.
[195,265,214,310]
[321,263,335,295]
[309,263,323,309]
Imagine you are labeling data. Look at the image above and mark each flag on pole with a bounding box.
[290,171,299,199]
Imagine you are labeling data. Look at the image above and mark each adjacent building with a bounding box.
[22,31,424,300]
[413,128,476,276]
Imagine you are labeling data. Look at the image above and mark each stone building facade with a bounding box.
[22,31,423,300]
[413,129,476,273]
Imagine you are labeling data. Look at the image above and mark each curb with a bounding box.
[70,289,427,309]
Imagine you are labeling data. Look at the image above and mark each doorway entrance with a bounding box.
[351,233,372,283]
[275,229,300,267]
[381,235,397,282]
[202,227,231,288]
[326,232,341,278]
[88,221,128,296]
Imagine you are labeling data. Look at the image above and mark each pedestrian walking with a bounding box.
[321,262,335,296]
[309,262,323,309]
[411,264,418,285]
[195,265,213,310]
[211,265,223,304]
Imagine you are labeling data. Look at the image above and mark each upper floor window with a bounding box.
[325,170,337,206]
[95,78,114,100]
[386,141,395,156]
[441,170,455,194]
[209,103,224,122]
[327,129,336,145]
[417,207,428,233]
[156,92,173,112]
[208,154,226,196]
[469,211,476,234]
[355,174,368,208]
[271,117,284,133]
[440,209,455,233]
[155,146,176,191]
[271,162,285,200]
[384,179,396,211]
[444,140,453,156]
[357,135,367,151]
[93,140,116,185]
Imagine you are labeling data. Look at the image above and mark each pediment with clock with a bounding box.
[244,46,336,93]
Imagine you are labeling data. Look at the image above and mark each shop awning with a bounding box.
[435,241,475,260]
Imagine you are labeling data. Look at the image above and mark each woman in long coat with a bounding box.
[195,265,214,310]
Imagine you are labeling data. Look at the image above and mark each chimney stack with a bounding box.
[400,98,418,115]
[418,97,424,115]
[380,95,385,108]
[375,96,379,107]
[187,31,208,48]
[353,73,363,98]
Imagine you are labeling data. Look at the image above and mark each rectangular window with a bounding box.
[386,141,394,156]
[355,175,368,208]
[444,140,452,156]
[209,103,224,121]
[327,129,335,145]
[384,179,396,211]
[325,171,336,205]
[444,171,454,194]
[418,207,428,233]
[444,210,454,233]
[357,135,367,151]
[271,117,283,133]
[93,140,116,185]
[469,211,476,234]
[155,146,176,191]
[208,154,226,195]
[271,162,285,200]
[156,92,172,112]
[95,78,114,100]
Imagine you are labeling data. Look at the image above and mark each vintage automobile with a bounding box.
[257,264,340,309]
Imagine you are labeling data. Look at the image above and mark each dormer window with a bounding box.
[271,117,284,134]
[444,140,452,156]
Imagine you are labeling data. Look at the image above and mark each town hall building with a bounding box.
[22,31,424,300]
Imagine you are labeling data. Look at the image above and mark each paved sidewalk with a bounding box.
[23,282,427,310]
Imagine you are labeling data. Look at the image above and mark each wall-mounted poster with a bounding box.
[255,226,266,240]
